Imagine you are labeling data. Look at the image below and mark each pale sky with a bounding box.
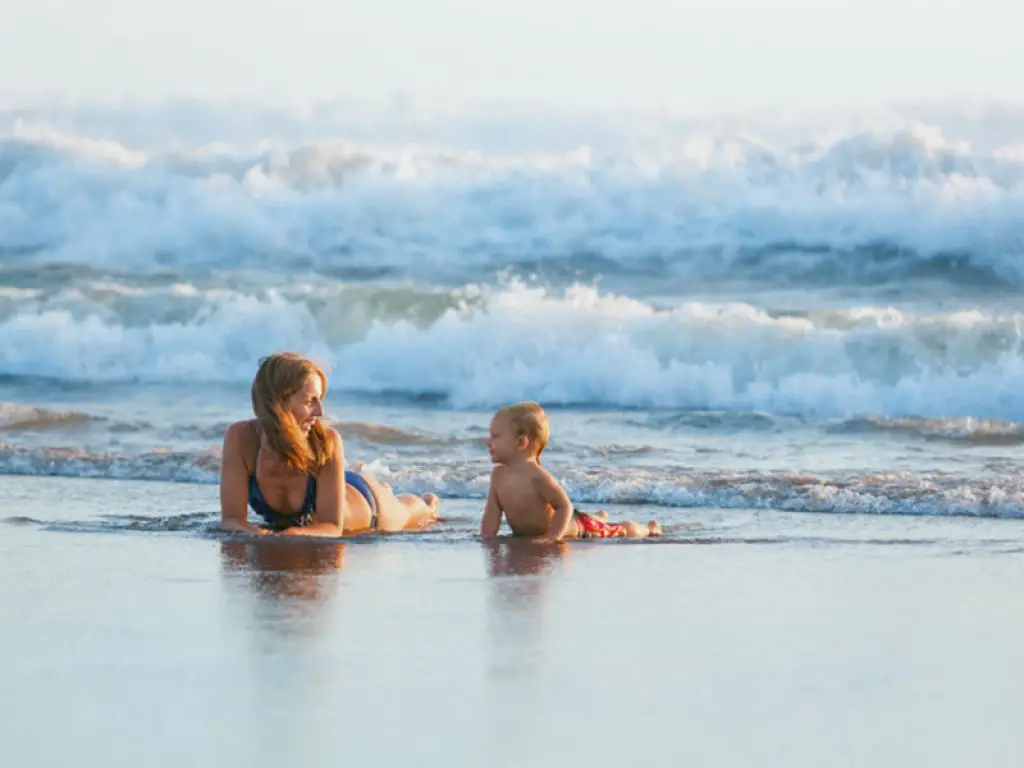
[0,0,1020,112]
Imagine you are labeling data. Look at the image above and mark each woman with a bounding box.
[219,352,440,537]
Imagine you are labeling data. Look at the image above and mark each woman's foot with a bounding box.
[423,492,440,520]
[647,521,663,536]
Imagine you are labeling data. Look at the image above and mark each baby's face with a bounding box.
[486,415,520,464]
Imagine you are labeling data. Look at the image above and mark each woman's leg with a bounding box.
[394,492,440,531]
[342,485,376,534]
[361,476,440,532]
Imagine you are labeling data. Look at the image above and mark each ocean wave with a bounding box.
[639,410,790,432]
[0,444,220,483]
[0,398,472,452]
[0,402,94,430]
[831,415,1024,445]
[2,282,1024,420]
[2,442,1022,519]
[333,420,469,447]
[4,113,1024,287]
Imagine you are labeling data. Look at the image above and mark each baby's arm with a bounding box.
[534,469,574,540]
[480,468,505,539]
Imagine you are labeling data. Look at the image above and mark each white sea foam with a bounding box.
[3,99,1024,420]
[1,281,1023,420]
[2,442,1021,519]
[3,103,1024,284]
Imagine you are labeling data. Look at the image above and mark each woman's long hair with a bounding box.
[251,352,334,474]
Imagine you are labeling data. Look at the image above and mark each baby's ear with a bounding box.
[517,435,530,451]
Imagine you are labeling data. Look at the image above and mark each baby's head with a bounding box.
[488,402,550,464]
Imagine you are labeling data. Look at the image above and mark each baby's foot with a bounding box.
[594,510,609,521]
[647,521,663,537]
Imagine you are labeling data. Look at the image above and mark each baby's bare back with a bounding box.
[494,463,558,537]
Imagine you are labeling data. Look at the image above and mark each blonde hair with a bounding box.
[251,352,334,474]
[497,401,550,461]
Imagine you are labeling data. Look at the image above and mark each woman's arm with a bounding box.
[219,423,267,536]
[280,428,345,538]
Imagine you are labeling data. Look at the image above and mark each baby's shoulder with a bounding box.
[525,462,557,484]
[489,463,511,485]
[505,462,554,493]
[489,462,538,486]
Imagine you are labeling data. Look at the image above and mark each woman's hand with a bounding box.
[277,523,344,538]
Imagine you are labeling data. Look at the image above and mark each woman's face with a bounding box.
[286,373,325,434]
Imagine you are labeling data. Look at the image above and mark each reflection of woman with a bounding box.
[219,352,440,537]
[220,538,345,603]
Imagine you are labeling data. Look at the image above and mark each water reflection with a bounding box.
[482,537,573,759]
[483,538,571,678]
[220,538,346,632]
[485,537,570,581]
[218,538,349,763]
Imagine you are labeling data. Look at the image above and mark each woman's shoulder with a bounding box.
[322,424,343,451]
[225,418,257,435]
[223,419,258,449]
[310,425,343,475]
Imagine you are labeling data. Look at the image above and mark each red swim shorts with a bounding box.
[573,510,627,539]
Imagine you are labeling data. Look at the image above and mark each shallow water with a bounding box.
[3,477,1023,767]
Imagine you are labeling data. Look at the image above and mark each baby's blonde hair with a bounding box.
[497,401,550,461]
